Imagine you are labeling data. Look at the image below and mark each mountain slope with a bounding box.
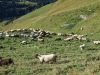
[1,0,100,37]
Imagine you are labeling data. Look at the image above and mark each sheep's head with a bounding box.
[35,54,41,59]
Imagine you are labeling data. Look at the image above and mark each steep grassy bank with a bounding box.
[1,0,100,36]
[0,0,100,75]
[0,3,54,31]
[33,1,100,34]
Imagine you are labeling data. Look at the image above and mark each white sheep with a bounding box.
[57,33,62,36]
[79,44,85,50]
[21,41,27,44]
[35,54,57,64]
[38,38,44,42]
[77,35,84,40]
[81,27,83,30]
[64,37,73,41]
[93,41,100,45]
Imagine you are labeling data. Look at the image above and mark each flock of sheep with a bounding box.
[0,28,100,66]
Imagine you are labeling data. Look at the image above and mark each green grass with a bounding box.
[0,0,100,75]
[0,20,10,31]
[1,3,54,30]
[0,35,100,75]
[33,1,100,34]
[15,3,54,23]
[2,0,100,36]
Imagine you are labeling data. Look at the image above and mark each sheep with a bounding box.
[93,41,100,45]
[0,58,14,66]
[38,38,44,42]
[35,54,57,64]
[45,32,50,37]
[81,27,83,30]
[78,38,87,41]
[5,34,10,37]
[57,33,62,36]
[39,30,46,37]
[79,44,85,50]
[80,15,87,20]
[77,35,84,40]
[21,41,27,44]
[37,36,44,42]
[64,37,73,41]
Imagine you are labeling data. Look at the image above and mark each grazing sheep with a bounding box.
[80,15,87,20]
[64,37,73,41]
[80,44,85,50]
[77,35,84,40]
[93,41,100,45]
[78,38,87,41]
[81,27,83,30]
[39,30,46,37]
[0,58,14,66]
[35,54,57,64]
[57,33,62,36]
[5,34,10,37]
[37,36,44,42]
[21,41,27,44]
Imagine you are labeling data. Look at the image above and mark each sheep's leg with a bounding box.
[40,59,44,64]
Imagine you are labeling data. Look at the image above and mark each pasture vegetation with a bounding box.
[0,35,100,75]
[33,1,100,34]
[0,0,100,75]
[1,0,100,34]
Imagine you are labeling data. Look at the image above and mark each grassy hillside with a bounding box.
[0,35,100,75]
[0,0,100,75]
[1,0,100,35]
[34,1,100,33]
[0,3,54,30]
